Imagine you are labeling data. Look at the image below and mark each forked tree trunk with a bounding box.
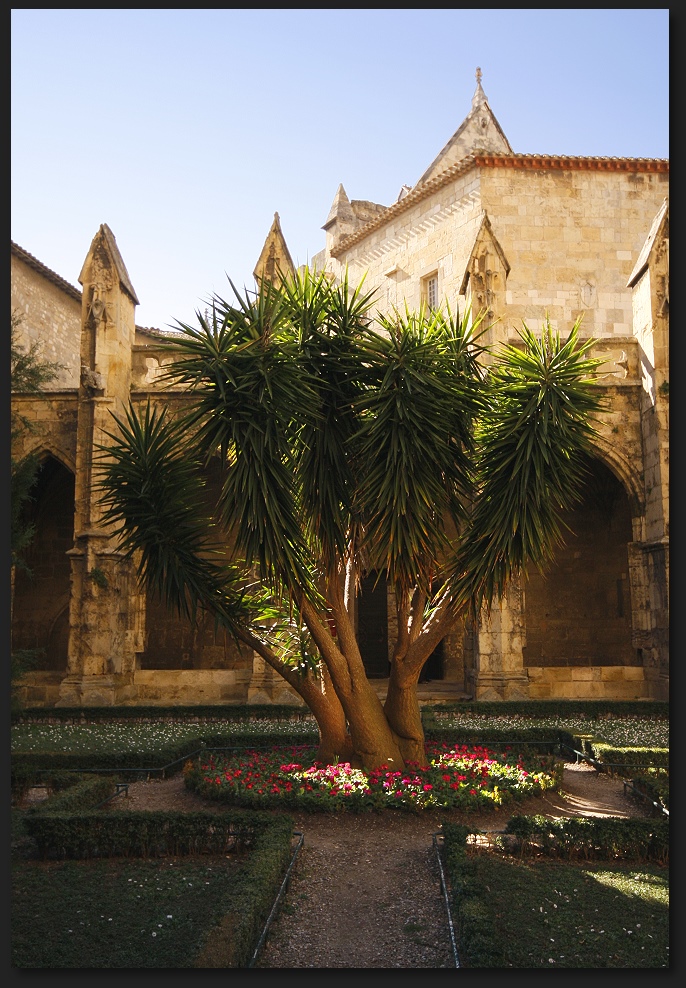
[383,672,426,767]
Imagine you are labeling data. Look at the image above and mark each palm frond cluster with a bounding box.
[96,271,604,638]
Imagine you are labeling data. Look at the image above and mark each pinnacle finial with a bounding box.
[472,66,486,108]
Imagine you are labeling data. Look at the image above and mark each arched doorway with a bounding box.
[522,456,638,675]
[12,455,75,671]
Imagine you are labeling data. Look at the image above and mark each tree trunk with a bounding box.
[384,668,426,766]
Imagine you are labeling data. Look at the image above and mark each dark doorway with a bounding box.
[420,640,444,682]
[522,456,636,668]
[12,455,75,671]
[357,572,389,678]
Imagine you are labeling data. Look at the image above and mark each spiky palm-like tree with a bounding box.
[97,271,604,769]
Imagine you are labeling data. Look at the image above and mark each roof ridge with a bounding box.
[331,153,669,256]
[11,241,82,302]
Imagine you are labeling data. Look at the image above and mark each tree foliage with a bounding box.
[96,272,605,768]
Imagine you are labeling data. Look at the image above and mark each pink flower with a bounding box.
[423,784,433,791]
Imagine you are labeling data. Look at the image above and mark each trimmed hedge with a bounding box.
[627,772,670,812]
[20,807,295,969]
[441,822,502,968]
[503,814,669,864]
[23,806,290,860]
[11,736,202,782]
[28,776,116,814]
[197,727,318,749]
[424,725,577,755]
[427,700,668,719]
[590,743,669,774]
[15,699,667,726]
[195,813,296,968]
[13,703,310,724]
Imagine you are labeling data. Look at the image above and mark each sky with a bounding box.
[11,9,670,332]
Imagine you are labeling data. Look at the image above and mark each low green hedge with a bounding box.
[427,700,668,719]
[11,736,202,782]
[441,822,502,968]
[15,699,667,726]
[13,703,309,724]
[23,806,289,860]
[28,776,116,814]
[502,814,669,864]
[628,772,670,812]
[19,807,295,969]
[195,813,296,968]
[424,725,577,755]
[197,727,318,749]
[590,744,669,774]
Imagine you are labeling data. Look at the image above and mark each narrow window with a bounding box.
[422,272,438,311]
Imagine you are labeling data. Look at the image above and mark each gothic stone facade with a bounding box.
[11,77,669,706]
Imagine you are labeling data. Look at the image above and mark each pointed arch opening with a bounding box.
[12,454,75,671]
[522,455,639,680]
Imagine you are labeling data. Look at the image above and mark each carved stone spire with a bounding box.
[253,212,295,285]
[472,66,486,109]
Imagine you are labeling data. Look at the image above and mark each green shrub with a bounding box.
[591,744,669,775]
[195,813,295,967]
[23,807,288,861]
[425,700,668,719]
[12,809,295,968]
[13,703,310,724]
[503,814,668,864]
[425,724,576,755]
[627,772,669,812]
[31,776,116,814]
[11,736,202,781]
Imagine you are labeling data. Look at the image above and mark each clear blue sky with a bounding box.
[11,9,669,332]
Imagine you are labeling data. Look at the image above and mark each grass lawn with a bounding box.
[454,851,669,968]
[11,848,251,968]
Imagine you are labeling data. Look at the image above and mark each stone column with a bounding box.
[57,225,144,706]
[473,576,529,700]
[247,654,300,705]
[627,540,669,700]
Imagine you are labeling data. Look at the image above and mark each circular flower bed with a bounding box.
[186,742,560,813]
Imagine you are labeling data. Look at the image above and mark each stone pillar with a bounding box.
[247,654,300,705]
[627,540,669,700]
[57,225,144,706]
[473,576,529,700]
[627,199,669,701]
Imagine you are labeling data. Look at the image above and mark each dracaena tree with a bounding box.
[97,270,604,770]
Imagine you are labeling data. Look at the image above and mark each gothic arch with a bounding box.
[587,434,645,542]
[11,454,75,671]
[22,439,76,476]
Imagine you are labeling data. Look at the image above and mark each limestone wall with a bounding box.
[325,163,668,349]
[479,166,669,340]
[327,170,483,316]
[11,253,81,390]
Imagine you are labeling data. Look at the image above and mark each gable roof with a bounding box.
[254,211,296,283]
[12,238,164,336]
[11,241,82,302]
[415,70,512,186]
[459,211,511,295]
[78,223,139,304]
[627,197,669,288]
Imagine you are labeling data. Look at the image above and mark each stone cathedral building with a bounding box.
[11,73,668,707]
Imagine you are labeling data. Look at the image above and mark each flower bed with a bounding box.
[187,742,560,813]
